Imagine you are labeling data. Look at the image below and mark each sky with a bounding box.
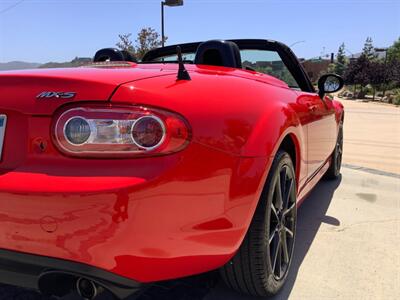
[0,0,399,63]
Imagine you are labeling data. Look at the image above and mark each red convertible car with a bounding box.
[0,39,344,299]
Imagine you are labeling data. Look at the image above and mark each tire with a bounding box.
[220,150,297,297]
[324,120,343,180]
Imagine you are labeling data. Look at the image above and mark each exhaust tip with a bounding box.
[38,270,140,299]
[76,277,98,300]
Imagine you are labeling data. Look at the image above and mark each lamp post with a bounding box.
[289,40,306,48]
[161,0,184,47]
[375,47,389,98]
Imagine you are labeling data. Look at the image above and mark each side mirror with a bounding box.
[317,74,344,99]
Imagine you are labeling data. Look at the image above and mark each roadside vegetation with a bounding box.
[329,37,400,105]
[115,27,165,60]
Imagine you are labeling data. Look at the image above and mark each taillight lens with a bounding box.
[131,116,165,149]
[53,105,191,157]
[64,117,91,145]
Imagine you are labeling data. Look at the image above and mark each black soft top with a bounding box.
[142,39,314,92]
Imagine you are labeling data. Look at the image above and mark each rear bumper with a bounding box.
[0,142,268,283]
[0,248,141,298]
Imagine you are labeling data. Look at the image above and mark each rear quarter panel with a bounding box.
[332,98,345,122]
[112,71,305,159]
[112,70,308,215]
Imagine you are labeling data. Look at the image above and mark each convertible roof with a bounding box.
[142,39,315,92]
[143,39,285,62]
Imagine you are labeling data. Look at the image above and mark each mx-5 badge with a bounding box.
[36,91,76,99]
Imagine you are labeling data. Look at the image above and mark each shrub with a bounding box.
[392,89,400,105]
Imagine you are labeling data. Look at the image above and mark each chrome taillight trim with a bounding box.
[0,114,7,160]
[131,115,167,151]
[54,107,169,156]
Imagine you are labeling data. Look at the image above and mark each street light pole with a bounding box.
[160,0,184,48]
[161,2,165,47]
[289,40,306,48]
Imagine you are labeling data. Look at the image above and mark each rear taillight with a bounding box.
[53,105,191,157]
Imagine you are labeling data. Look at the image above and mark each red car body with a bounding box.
[0,40,343,298]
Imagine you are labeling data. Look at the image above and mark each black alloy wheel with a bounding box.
[335,122,343,172]
[325,120,344,179]
[268,163,296,281]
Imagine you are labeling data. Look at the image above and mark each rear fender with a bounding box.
[238,102,304,229]
[242,102,304,164]
[332,99,344,123]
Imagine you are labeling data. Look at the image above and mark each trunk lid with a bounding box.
[0,65,174,168]
[0,65,174,115]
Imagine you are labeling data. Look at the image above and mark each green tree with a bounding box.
[387,37,400,62]
[135,27,165,60]
[334,43,347,76]
[116,28,165,61]
[116,33,135,55]
[368,61,385,100]
[328,63,336,73]
[343,54,370,98]
[389,59,400,86]
[317,63,336,79]
[362,37,376,60]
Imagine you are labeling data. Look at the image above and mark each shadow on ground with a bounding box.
[206,176,342,300]
[0,177,341,300]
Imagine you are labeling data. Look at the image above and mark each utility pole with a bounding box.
[161,0,184,47]
[161,2,165,47]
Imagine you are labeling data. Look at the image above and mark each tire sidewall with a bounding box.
[334,122,344,177]
[263,152,297,293]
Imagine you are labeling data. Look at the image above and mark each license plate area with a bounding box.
[0,115,6,160]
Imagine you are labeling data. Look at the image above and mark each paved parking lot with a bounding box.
[340,99,400,175]
[1,99,399,299]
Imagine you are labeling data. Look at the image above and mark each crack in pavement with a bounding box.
[298,219,400,234]
[322,219,400,233]
[342,164,400,179]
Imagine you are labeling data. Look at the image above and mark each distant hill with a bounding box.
[39,57,92,69]
[0,61,41,71]
[0,57,92,71]
[347,51,386,60]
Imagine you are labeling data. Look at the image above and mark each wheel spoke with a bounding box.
[277,243,282,278]
[271,238,280,272]
[281,232,290,264]
[274,172,283,210]
[283,202,295,216]
[283,177,293,210]
[284,226,294,238]
[281,167,287,201]
[273,240,282,276]
[271,203,279,220]
[269,229,278,244]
